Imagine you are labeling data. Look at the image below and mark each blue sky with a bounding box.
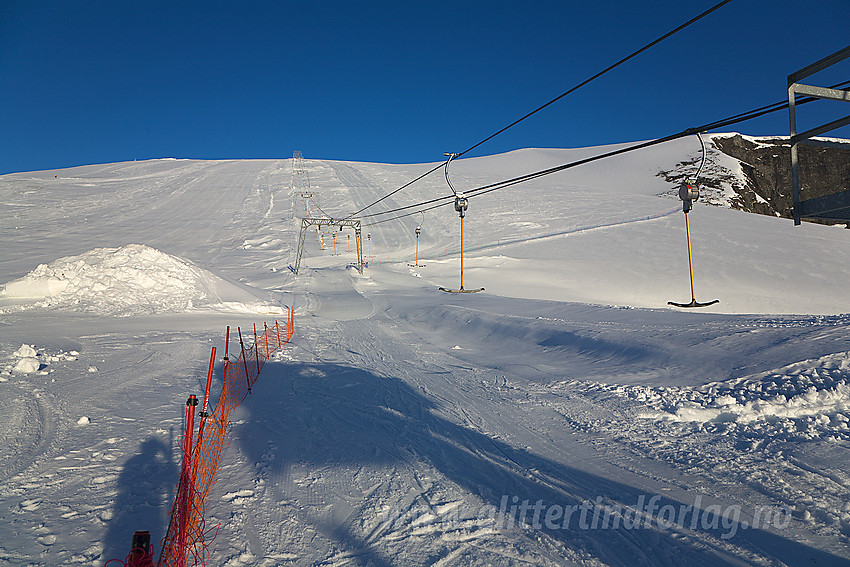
[1,0,848,174]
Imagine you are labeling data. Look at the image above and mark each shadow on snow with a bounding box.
[229,361,849,567]
[103,435,176,564]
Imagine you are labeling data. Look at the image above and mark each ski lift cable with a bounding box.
[691,79,849,131]
[359,82,850,225]
[359,193,455,220]
[444,79,850,201]
[691,132,707,186]
[364,200,452,227]
[444,152,460,195]
[366,130,722,220]
[359,136,692,220]
[359,75,849,228]
[345,162,445,219]
[361,132,739,226]
[359,135,723,226]
[346,0,736,220]
[454,0,735,160]
[309,193,333,219]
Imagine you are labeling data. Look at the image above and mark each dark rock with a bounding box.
[658,133,850,225]
[713,134,850,224]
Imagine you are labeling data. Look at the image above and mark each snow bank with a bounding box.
[599,351,850,441]
[669,384,850,425]
[0,244,283,316]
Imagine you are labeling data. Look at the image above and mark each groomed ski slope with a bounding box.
[1,136,849,566]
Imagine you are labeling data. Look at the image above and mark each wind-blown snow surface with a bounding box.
[1,137,849,566]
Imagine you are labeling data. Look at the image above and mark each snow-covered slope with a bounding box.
[1,138,849,566]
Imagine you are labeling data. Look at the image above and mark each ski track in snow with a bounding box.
[1,139,849,565]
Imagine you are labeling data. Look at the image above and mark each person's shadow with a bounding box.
[229,361,850,566]
[103,436,176,563]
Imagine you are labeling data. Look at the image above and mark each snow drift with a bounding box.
[0,244,283,316]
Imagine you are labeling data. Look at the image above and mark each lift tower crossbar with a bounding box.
[789,46,850,225]
[293,218,363,274]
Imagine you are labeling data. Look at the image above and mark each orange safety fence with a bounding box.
[156,303,294,567]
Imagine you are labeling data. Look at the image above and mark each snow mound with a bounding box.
[13,357,40,373]
[0,244,282,316]
[13,344,37,358]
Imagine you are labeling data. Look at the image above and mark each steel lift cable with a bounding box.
[359,127,749,224]
[346,0,736,220]
[360,125,761,226]
[450,81,850,202]
[454,0,735,160]
[356,75,850,229]
[346,161,446,219]
[361,81,850,226]
[364,199,448,227]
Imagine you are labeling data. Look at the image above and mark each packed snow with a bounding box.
[0,135,849,566]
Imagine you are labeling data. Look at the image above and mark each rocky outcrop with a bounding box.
[658,134,850,224]
[713,134,850,223]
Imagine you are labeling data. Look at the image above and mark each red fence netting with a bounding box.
[156,303,294,567]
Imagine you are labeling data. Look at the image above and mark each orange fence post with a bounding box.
[253,323,260,374]
[220,326,230,411]
[238,327,250,394]
[224,325,230,377]
[159,316,297,567]
[192,347,216,485]
[177,394,198,566]
[200,348,215,419]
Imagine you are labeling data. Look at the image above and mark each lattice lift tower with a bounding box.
[293,218,364,275]
[291,151,315,217]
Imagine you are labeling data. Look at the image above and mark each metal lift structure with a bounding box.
[293,217,363,275]
[789,46,850,225]
[292,150,316,217]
